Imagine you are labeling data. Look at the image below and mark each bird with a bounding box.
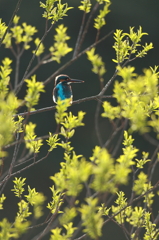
[53,74,84,104]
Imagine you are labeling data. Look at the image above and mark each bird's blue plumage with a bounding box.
[53,82,72,103]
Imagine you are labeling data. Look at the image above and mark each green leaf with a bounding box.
[112,26,153,64]
[79,197,103,239]
[49,24,72,63]
[46,133,60,152]
[12,177,26,198]
[94,2,111,30]
[0,194,6,210]
[24,122,43,153]
[40,0,73,24]
[78,0,92,13]
[86,47,106,80]
[25,75,45,109]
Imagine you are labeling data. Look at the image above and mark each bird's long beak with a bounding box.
[69,79,84,83]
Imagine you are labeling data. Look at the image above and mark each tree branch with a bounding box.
[14,95,113,117]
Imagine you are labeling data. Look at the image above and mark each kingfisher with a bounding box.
[53,74,84,104]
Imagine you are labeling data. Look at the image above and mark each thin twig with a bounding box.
[25,53,51,80]
[0,132,21,195]
[14,54,20,89]
[95,100,103,146]
[112,119,128,158]
[72,221,83,240]
[77,2,99,55]
[28,216,51,230]
[129,168,139,204]
[94,73,104,146]
[95,29,100,43]
[143,133,159,146]
[4,134,49,151]
[109,217,130,240]
[147,143,159,183]
[74,233,87,240]
[14,44,23,89]
[9,132,20,174]
[103,120,123,149]
[14,156,35,168]
[98,54,140,98]
[73,12,86,58]
[99,69,118,96]
[149,145,159,182]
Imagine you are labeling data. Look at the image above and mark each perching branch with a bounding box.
[14,95,113,117]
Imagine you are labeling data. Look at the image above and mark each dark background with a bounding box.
[0,0,159,239]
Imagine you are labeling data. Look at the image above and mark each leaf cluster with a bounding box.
[94,2,111,30]
[24,122,43,153]
[102,66,159,133]
[112,26,153,64]
[86,47,106,81]
[49,24,72,63]
[78,0,92,13]
[25,75,45,110]
[2,16,37,49]
[40,0,73,24]
[0,177,45,239]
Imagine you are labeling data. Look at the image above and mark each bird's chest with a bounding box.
[56,83,72,100]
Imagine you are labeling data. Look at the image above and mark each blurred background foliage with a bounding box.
[0,0,159,239]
